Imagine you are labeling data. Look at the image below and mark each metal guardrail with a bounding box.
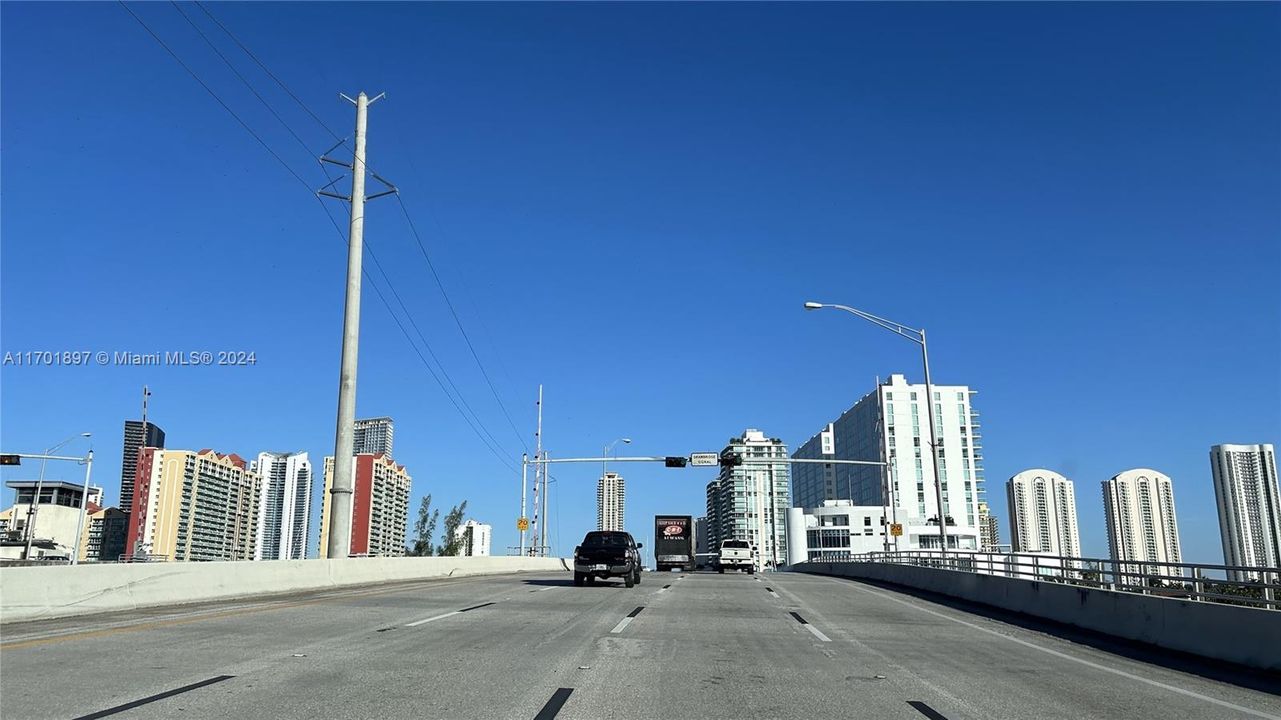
[837,550,1281,610]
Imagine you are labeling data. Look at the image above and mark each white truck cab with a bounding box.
[716,539,754,574]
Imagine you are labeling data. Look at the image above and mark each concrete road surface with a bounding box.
[2,570,1278,720]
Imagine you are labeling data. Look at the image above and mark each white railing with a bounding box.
[837,550,1281,610]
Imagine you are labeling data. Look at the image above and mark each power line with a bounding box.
[193,0,343,143]
[315,156,511,457]
[395,194,532,455]
[194,0,533,456]
[321,171,514,461]
[317,199,519,474]
[116,1,312,191]
[118,1,519,475]
[170,1,317,160]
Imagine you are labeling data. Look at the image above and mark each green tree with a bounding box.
[409,495,439,557]
[437,500,469,556]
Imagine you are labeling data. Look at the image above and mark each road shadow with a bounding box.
[521,578,575,587]
[521,577,639,589]
[826,575,1281,696]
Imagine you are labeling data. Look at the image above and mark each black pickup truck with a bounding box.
[573,531,643,587]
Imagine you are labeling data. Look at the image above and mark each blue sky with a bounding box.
[2,2,1277,564]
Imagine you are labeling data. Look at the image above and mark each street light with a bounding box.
[543,475,560,557]
[601,437,631,533]
[804,301,948,552]
[71,447,96,565]
[23,432,91,560]
[602,437,632,479]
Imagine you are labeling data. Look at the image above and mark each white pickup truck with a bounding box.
[715,539,754,574]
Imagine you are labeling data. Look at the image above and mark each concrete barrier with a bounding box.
[0,556,569,624]
[795,561,1281,671]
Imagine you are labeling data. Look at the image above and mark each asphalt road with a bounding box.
[2,570,1278,720]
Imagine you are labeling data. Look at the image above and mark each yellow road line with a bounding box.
[0,574,517,651]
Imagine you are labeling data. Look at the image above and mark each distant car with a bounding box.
[715,539,754,574]
[573,531,643,587]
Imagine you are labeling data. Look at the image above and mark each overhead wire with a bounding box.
[394,194,532,454]
[317,158,514,458]
[193,0,343,143]
[193,0,533,457]
[170,1,316,160]
[191,0,533,456]
[118,0,519,474]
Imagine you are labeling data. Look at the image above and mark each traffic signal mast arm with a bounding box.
[0,453,90,463]
[520,455,884,467]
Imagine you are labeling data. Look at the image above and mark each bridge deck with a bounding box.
[2,570,1277,719]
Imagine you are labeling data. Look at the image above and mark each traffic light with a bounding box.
[718,453,743,467]
[0,455,19,466]
[664,456,688,468]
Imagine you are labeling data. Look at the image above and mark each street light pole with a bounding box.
[22,455,52,560]
[602,437,632,481]
[71,449,95,564]
[601,437,631,531]
[23,433,90,560]
[804,302,948,553]
[918,328,948,552]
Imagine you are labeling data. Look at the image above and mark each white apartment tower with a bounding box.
[455,519,492,557]
[597,472,625,532]
[1103,469,1182,576]
[1007,469,1081,557]
[1210,444,1279,580]
[792,374,985,550]
[252,451,312,560]
[706,429,791,568]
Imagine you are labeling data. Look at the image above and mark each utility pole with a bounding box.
[519,453,528,555]
[141,385,150,447]
[532,385,544,556]
[539,452,550,555]
[323,91,388,560]
[519,386,542,555]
